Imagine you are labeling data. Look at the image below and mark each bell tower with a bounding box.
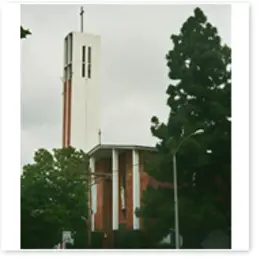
[62,7,101,152]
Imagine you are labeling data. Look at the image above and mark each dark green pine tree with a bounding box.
[137,7,231,248]
[21,26,31,39]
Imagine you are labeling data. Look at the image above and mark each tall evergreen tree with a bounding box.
[138,7,231,248]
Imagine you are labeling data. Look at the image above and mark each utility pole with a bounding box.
[171,129,204,249]
[86,170,112,248]
[173,153,179,249]
[88,171,92,248]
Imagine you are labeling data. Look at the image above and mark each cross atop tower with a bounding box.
[62,8,101,151]
[80,6,84,32]
[98,129,102,145]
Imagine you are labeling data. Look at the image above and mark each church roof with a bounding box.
[87,143,156,157]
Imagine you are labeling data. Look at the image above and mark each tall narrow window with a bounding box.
[64,37,68,65]
[68,36,71,63]
[64,68,67,80]
[68,65,72,79]
[82,46,86,62]
[82,64,85,78]
[69,33,73,64]
[88,46,91,63]
[82,46,86,78]
[88,46,91,78]
[87,64,91,78]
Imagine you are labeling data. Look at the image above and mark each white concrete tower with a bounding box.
[62,10,100,152]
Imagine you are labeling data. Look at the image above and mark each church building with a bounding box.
[61,7,156,247]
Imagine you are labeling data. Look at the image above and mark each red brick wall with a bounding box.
[94,160,104,231]
[103,178,112,231]
[139,152,150,228]
[94,150,151,232]
[94,158,112,231]
[123,150,150,230]
[125,151,134,230]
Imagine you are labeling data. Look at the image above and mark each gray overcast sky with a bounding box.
[21,4,231,166]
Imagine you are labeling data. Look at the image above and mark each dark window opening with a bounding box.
[88,64,91,78]
[88,46,92,79]
[82,46,86,62]
[69,33,73,63]
[88,46,91,63]
[82,63,85,78]
[82,45,86,78]
[68,65,72,79]
[65,37,68,65]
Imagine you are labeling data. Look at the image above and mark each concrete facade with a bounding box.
[112,149,119,230]
[62,31,101,152]
[61,29,157,240]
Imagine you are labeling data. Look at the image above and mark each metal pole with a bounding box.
[88,173,92,248]
[171,129,204,249]
[173,154,180,249]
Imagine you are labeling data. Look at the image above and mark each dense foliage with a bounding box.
[21,147,90,249]
[21,26,31,39]
[138,7,231,248]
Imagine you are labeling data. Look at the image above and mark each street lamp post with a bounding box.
[173,154,179,249]
[83,170,112,248]
[172,129,204,249]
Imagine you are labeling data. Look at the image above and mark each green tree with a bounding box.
[21,147,90,249]
[138,7,231,248]
[21,26,31,39]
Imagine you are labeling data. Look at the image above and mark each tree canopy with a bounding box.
[21,147,90,249]
[138,7,231,248]
[21,26,31,39]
